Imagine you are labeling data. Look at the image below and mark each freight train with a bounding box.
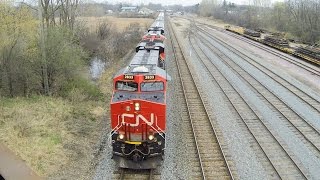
[225,25,320,65]
[294,45,320,65]
[110,12,170,169]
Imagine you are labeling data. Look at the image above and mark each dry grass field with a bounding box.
[0,96,106,177]
[78,16,154,32]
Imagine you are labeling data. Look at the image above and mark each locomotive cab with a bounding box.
[110,65,170,166]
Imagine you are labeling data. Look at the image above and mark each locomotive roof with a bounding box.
[130,49,159,65]
[136,42,164,50]
[146,31,162,35]
[150,21,164,28]
[114,50,171,80]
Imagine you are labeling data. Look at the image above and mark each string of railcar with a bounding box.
[225,25,320,66]
[109,12,169,175]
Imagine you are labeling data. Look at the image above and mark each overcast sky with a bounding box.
[97,0,284,6]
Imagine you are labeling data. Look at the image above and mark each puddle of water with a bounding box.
[90,56,106,80]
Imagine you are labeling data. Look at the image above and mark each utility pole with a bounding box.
[38,0,50,95]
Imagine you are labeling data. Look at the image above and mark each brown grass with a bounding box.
[0,96,106,177]
[77,16,154,32]
[0,15,146,180]
[0,49,133,179]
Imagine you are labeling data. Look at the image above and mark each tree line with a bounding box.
[199,0,320,44]
[0,1,145,98]
[0,0,88,98]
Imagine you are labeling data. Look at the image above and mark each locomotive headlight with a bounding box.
[148,134,154,141]
[125,106,131,112]
[134,102,140,111]
[119,134,125,140]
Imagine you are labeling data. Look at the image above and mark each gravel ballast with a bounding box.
[196,33,320,178]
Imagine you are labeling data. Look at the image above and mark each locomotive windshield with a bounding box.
[116,81,138,91]
[141,82,164,91]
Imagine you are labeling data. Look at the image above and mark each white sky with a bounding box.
[97,0,284,6]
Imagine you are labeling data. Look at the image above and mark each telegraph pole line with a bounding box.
[38,0,50,95]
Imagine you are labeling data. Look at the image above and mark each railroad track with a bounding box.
[196,26,320,113]
[190,26,320,178]
[168,18,234,180]
[165,17,203,179]
[198,23,320,76]
[188,30,306,179]
[111,168,155,180]
[195,26,320,151]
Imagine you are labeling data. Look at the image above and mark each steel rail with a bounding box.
[189,30,309,179]
[165,17,203,179]
[197,25,320,131]
[192,29,319,179]
[119,168,153,180]
[168,18,233,180]
[195,28,320,153]
[187,31,283,179]
[196,26,320,130]
[197,25,320,109]
[168,18,205,180]
[199,23,320,76]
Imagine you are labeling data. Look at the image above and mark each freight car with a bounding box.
[224,24,318,65]
[262,36,293,54]
[225,25,244,35]
[263,36,289,47]
[294,46,320,65]
[244,29,261,38]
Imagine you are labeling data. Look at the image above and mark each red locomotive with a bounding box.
[142,31,166,43]
[110,12,169,169]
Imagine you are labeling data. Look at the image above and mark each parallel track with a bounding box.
[196,25,320,115]
[199,26,320,121]
[168,18,233,180]
[195,26,320,152]
[191,25,319,178]
[165,17,203,179]
[188,31,308,179]
[199,23,320,76]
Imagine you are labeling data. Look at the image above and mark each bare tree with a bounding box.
[59,0,80,30]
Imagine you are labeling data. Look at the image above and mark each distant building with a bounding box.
[121,7,138,12]
[106,10,113,14]
[138,7,154,15]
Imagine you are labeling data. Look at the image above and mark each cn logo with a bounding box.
[121,113,154,127]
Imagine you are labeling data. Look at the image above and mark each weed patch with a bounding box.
[0,96,105,177]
